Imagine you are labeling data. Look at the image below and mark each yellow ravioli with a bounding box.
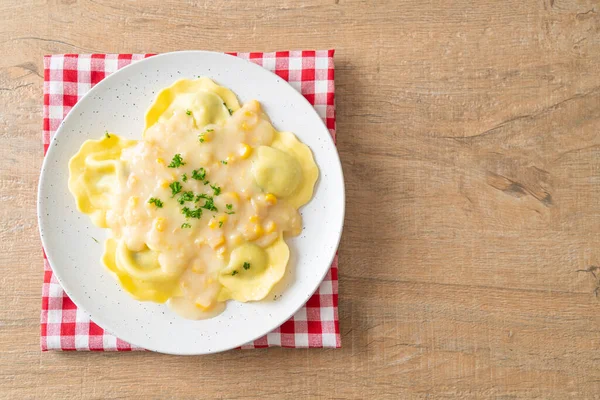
[218,236,289,302]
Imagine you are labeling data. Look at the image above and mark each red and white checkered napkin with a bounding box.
[41,51,340,351]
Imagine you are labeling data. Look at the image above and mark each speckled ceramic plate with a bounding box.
[37,51,344,355]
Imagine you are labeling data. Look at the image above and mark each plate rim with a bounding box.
[37,50,345,355]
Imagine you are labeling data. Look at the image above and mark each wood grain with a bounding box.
[1,0,600,398]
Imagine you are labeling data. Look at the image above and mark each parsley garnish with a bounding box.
[169,181,182,197]
[181,207,203,219]
[167,154,185,168]
[148,197,164,208]
[195,193,210,202]
[243,262,251,270]
[225,203,235,215]
[232,270,238,276]
[186,110,192,116]
[206,129,214,132]
[201,198,218,212]
[105,131,110,139]
[218,221,223,228]
[182,173,188,182]
[191,168,206,181]
[181,223,191,229]
[223,102,233,115]
[178,191,195,205]
[221,160,228,165]
[210,184,221,196]
[91,237,99,243]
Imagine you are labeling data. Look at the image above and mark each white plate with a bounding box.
[37,51,345,355]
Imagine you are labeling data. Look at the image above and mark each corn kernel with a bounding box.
[160,180,169,188]
[201,130,214,142]
[229,233,243,246]
[208,218,218,229]
[219,215,228,223]
[216,246,227,258]
[244,110,254,117]
[254,224,264,237]
[248,100,261,112]
[156,158,165,165]
[241,122,251,131]
[207,278,214,285]
[249,215,260,223]
[264,193,277,205]
[227,192,240,201]
[226,153,235,163]
[196,298,214,309]
[265,221,277,233]
[238,143,252,159]
[155,217,166,232]
[208,234,225,249]
[127,175,138,187]
[192,264,204,273]
[242,223,259,241]
[128,196,139,206]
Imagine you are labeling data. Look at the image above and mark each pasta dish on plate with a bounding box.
[68,78,318,319]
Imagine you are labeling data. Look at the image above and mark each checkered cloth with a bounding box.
[41,51,340,351]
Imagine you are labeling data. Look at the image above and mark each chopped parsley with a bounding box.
[181,222,191,229]
[148,197,163,208]
[182,173,188,182]
[105,131,110,139]
[231,270,238,276]
[201,197,218,212]
[221,160,228,165]
[206,129,214,132]
[186,109,192,116]
[225,203,235,215]
[195,193,210,202]
[223,102,233,115]
[210,184,221,196]
[91,237,99,243]
[218,221,223,228]
[181,206,203,219]
[191,168,206,181]
[178,191,195,205]
[169,181,182,197]
[167,154,185,168]
[243,262,251,270]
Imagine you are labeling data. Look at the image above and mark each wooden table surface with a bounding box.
[2,0,600,398]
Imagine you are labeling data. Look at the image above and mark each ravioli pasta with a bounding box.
[68,78,319,319]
